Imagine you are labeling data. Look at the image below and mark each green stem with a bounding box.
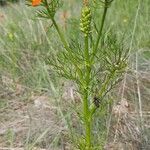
[85,36,89,62]
[51,18,70,51]
[83,90,91,148]
[85,36,91,84]
[45,0,70,52]
[91,1,108,61]
[83,35,92,149]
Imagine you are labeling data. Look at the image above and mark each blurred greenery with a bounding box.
[0,0,19,6]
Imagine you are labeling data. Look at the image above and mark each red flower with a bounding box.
[32,0,41,6]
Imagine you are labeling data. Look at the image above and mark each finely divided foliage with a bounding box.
[27,0,128,149]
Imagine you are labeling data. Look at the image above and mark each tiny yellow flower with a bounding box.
[123,17,128,23]
[8,33,14,41]
[123,19,128,23]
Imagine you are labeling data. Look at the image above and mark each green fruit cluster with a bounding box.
[80,6,91,37]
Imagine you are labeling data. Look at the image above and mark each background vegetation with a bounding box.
[0,0,149,149]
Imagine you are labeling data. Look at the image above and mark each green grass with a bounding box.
[0,0,149,149]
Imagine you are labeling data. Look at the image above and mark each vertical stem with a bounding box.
[85,36,89,64]
[85,36,91,83]
[83,91,91,148]
[83,35,91,148]
[51,18,70,52]
[82,2,111,146]
[92,1,108,61]
[45,0,70,52]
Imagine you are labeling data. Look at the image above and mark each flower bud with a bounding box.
[80,6,91,37]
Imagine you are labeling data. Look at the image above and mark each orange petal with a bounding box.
[32,0,41,6]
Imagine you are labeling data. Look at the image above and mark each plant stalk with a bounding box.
[51,18,70,52]
[83,35,92,149]
[45,0,70,52]
[92,1,109,61]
